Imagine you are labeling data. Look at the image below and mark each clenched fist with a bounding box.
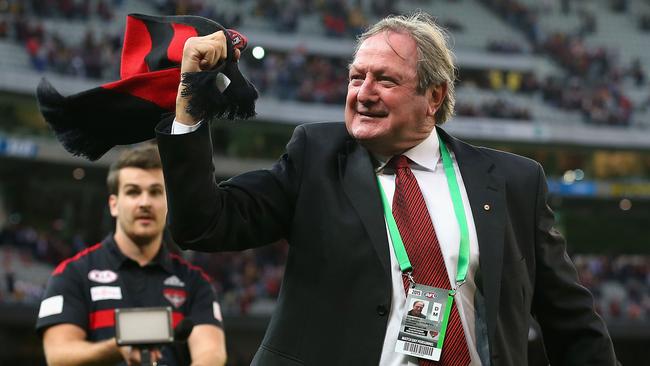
[176,31,241,125]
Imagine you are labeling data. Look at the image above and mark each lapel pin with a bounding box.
[483,204,491,211]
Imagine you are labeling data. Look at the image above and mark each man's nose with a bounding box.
[356,77,378,104]
[138,193,152,207]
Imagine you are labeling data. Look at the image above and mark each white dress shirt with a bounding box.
[171,120,482,365]
[171,119,202,134]
[376,128,482,366]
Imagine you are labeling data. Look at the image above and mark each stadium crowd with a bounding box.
[574,254,650,321]
[4,0,117,21]
[2,0,647,126]
[480,0,647,126]
[1,221,649,320]
[0,0,123,79]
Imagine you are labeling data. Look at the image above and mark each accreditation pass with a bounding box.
[395,284,449,361]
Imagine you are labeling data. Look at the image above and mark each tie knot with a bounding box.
[389,155,410,170]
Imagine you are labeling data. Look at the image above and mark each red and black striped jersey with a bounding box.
[36,235,223,366]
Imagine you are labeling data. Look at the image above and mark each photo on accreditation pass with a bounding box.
[395,288,448,359]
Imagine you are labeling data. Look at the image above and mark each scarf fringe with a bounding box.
[180,63,258,121]
[36,78,111,161]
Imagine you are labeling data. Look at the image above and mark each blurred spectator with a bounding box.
[442,18,464,33]
[640,14,650,32]
[577,8,597,36]
[242,48,348,105]
[486,39,524,54]
[347,6,368,36]
[16,0,119,21]
[628,58,647,86]
[322,0,348,38]
[574,255,650,321]
[278,3,299,32]
[610,0,628,13]
[456,99,531,120]
[179,241,288,315]
[481,0,637,126]
[370,0,396,18]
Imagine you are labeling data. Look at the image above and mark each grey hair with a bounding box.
[354,12,457,124]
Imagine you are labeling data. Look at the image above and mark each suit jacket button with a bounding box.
[376,305,388,316]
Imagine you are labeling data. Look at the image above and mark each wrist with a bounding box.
[101,338,124,363]
[175,91,199,126]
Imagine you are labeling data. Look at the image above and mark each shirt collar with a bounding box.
[103,234,174,273]
[374,128,441,173]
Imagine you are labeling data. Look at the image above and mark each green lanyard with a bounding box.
[376,135,470,288]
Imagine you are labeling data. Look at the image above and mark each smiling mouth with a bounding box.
[359,111,388,118]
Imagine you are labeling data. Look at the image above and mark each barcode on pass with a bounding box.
[403,342,434,356]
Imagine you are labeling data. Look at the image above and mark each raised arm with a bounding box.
[175,31,241,126]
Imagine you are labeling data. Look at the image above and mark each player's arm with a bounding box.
[42,323,162,366]
[42,323,121,366]
[188,324,227,366]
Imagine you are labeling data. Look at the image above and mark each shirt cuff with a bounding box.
[171,119,203,134]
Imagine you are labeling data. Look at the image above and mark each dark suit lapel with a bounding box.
[339,140,391,276]
[438,127,505,349]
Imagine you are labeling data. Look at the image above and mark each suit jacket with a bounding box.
[156,119,616,366]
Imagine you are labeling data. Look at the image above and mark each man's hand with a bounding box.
[176,31,242,125]
[118,345,163,366]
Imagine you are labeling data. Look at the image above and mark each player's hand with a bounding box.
[176,31,241,125]
[118,345,163,366]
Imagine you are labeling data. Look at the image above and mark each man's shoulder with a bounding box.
[166,252,212,284]
[476,146,540,170]
[441,127,540,172]
[296,121,348,139]
[443,128,543,182]
[288,122,353,158]
[51,242,105,277]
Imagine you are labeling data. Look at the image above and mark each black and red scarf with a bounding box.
[37,14,257,161]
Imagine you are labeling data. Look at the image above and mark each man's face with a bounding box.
[412,301,424,315]
[345,31,444,156]
[109,168,167,245]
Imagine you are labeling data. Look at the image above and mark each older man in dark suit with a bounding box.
[156,12,616,366]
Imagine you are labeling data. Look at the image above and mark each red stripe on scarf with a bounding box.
[121,16,153,79]
[103,68,180,110]
[168,23,197,64]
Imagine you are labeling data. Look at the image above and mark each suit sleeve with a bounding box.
[156,116,305,252]
[531,163,617,365]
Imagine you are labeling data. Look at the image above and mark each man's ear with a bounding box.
[427,82,448,118]
[108,194,118,218]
